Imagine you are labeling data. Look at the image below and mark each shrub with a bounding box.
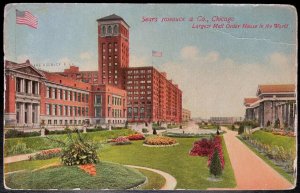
[209,148,222,177]
[231,125,235,131]
[5,129,40,138]
[125,121,129,129]
[142,128,148,133]
[29,148,61,160]
[111,136,132,145]
[189,138,214,156]
[238,125,244,134]
[144,136,177,145]
[127,134,145,140]
[153,128,157,135]
[274,118,280,129]
[47,129,99,166]
[208,136,225,169]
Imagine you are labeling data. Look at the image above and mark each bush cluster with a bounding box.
[5,130,40,138]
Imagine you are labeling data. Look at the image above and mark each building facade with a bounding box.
[182,108,191,122]
[4,60,127,128]
[244,84,296,129]
[209,117,243,125]
[125,67,182,123]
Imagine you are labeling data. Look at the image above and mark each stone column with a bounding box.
[21,79,24,92]
[29,80,32,94]
[20,103,25,124]
[37,104,40,126]
[28,103,32,124]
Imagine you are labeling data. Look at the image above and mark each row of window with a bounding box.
[128,107,151,114]
[127,69,152,74]
[47,119,86,126]
[127,75,151,79]
[46,104,89,117]
[128,96,152,100]
[101,24,119,36]
[46,86,89,103]
[94,95,124,106]
[127,80,152,85]
[128,91,151,95]
[16,78,39,95]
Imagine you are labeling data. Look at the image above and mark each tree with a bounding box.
[231,125,235,131]
[209,149,222,177]
[238,125,244,135]
[153,128,157,135]
[125,121,128,129]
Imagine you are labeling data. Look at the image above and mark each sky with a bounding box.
[4,4,297,119]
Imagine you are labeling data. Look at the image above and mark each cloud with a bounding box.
[159,46,296,118]
[79,52,93,60]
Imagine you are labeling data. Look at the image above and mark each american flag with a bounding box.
[16,10,38,29]
[152,50,162,57]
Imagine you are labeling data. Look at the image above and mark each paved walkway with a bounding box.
[4,148,61,164]
[125,165,177,190]
[215,126,294,190]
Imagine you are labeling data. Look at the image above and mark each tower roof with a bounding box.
[97,14,130,27]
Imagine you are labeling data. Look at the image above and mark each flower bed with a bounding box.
[240,134,295,173]
[29,148,61,160]
[79,164,97,176]
[144,136,177,146]
[111,136,132,145]
[127,134,145,141]
[189,136,225,169]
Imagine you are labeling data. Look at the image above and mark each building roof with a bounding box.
[244,98,259,106]
[258,84,295,94]
[97,14,130,27]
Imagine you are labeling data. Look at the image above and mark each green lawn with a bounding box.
[137,168,166,190]
[100,137,236,189]
[4,129,135,157]
[251,130,296,152]
[5,161,146,189]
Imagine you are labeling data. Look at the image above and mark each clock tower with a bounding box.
[97,14,130,89]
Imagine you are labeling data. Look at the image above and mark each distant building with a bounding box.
[55,66,98,84]
[209,117,243,125]
[182,108,191,122]
[244,84,296,129]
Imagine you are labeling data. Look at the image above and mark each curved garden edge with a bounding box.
[142,143,179,148]
[125,165,177,190]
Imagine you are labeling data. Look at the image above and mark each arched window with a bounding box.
[108,25,112,34]
[113,25,118,34]
[102,25,106,35]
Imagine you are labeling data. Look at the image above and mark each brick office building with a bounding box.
[125,67,182,123]
[4,60,127,128]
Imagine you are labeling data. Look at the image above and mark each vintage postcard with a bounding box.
[3,3,297,191]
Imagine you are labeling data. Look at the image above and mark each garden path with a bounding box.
[125,165,177,190]
[4,148,61,164]
[212,126,294,190]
